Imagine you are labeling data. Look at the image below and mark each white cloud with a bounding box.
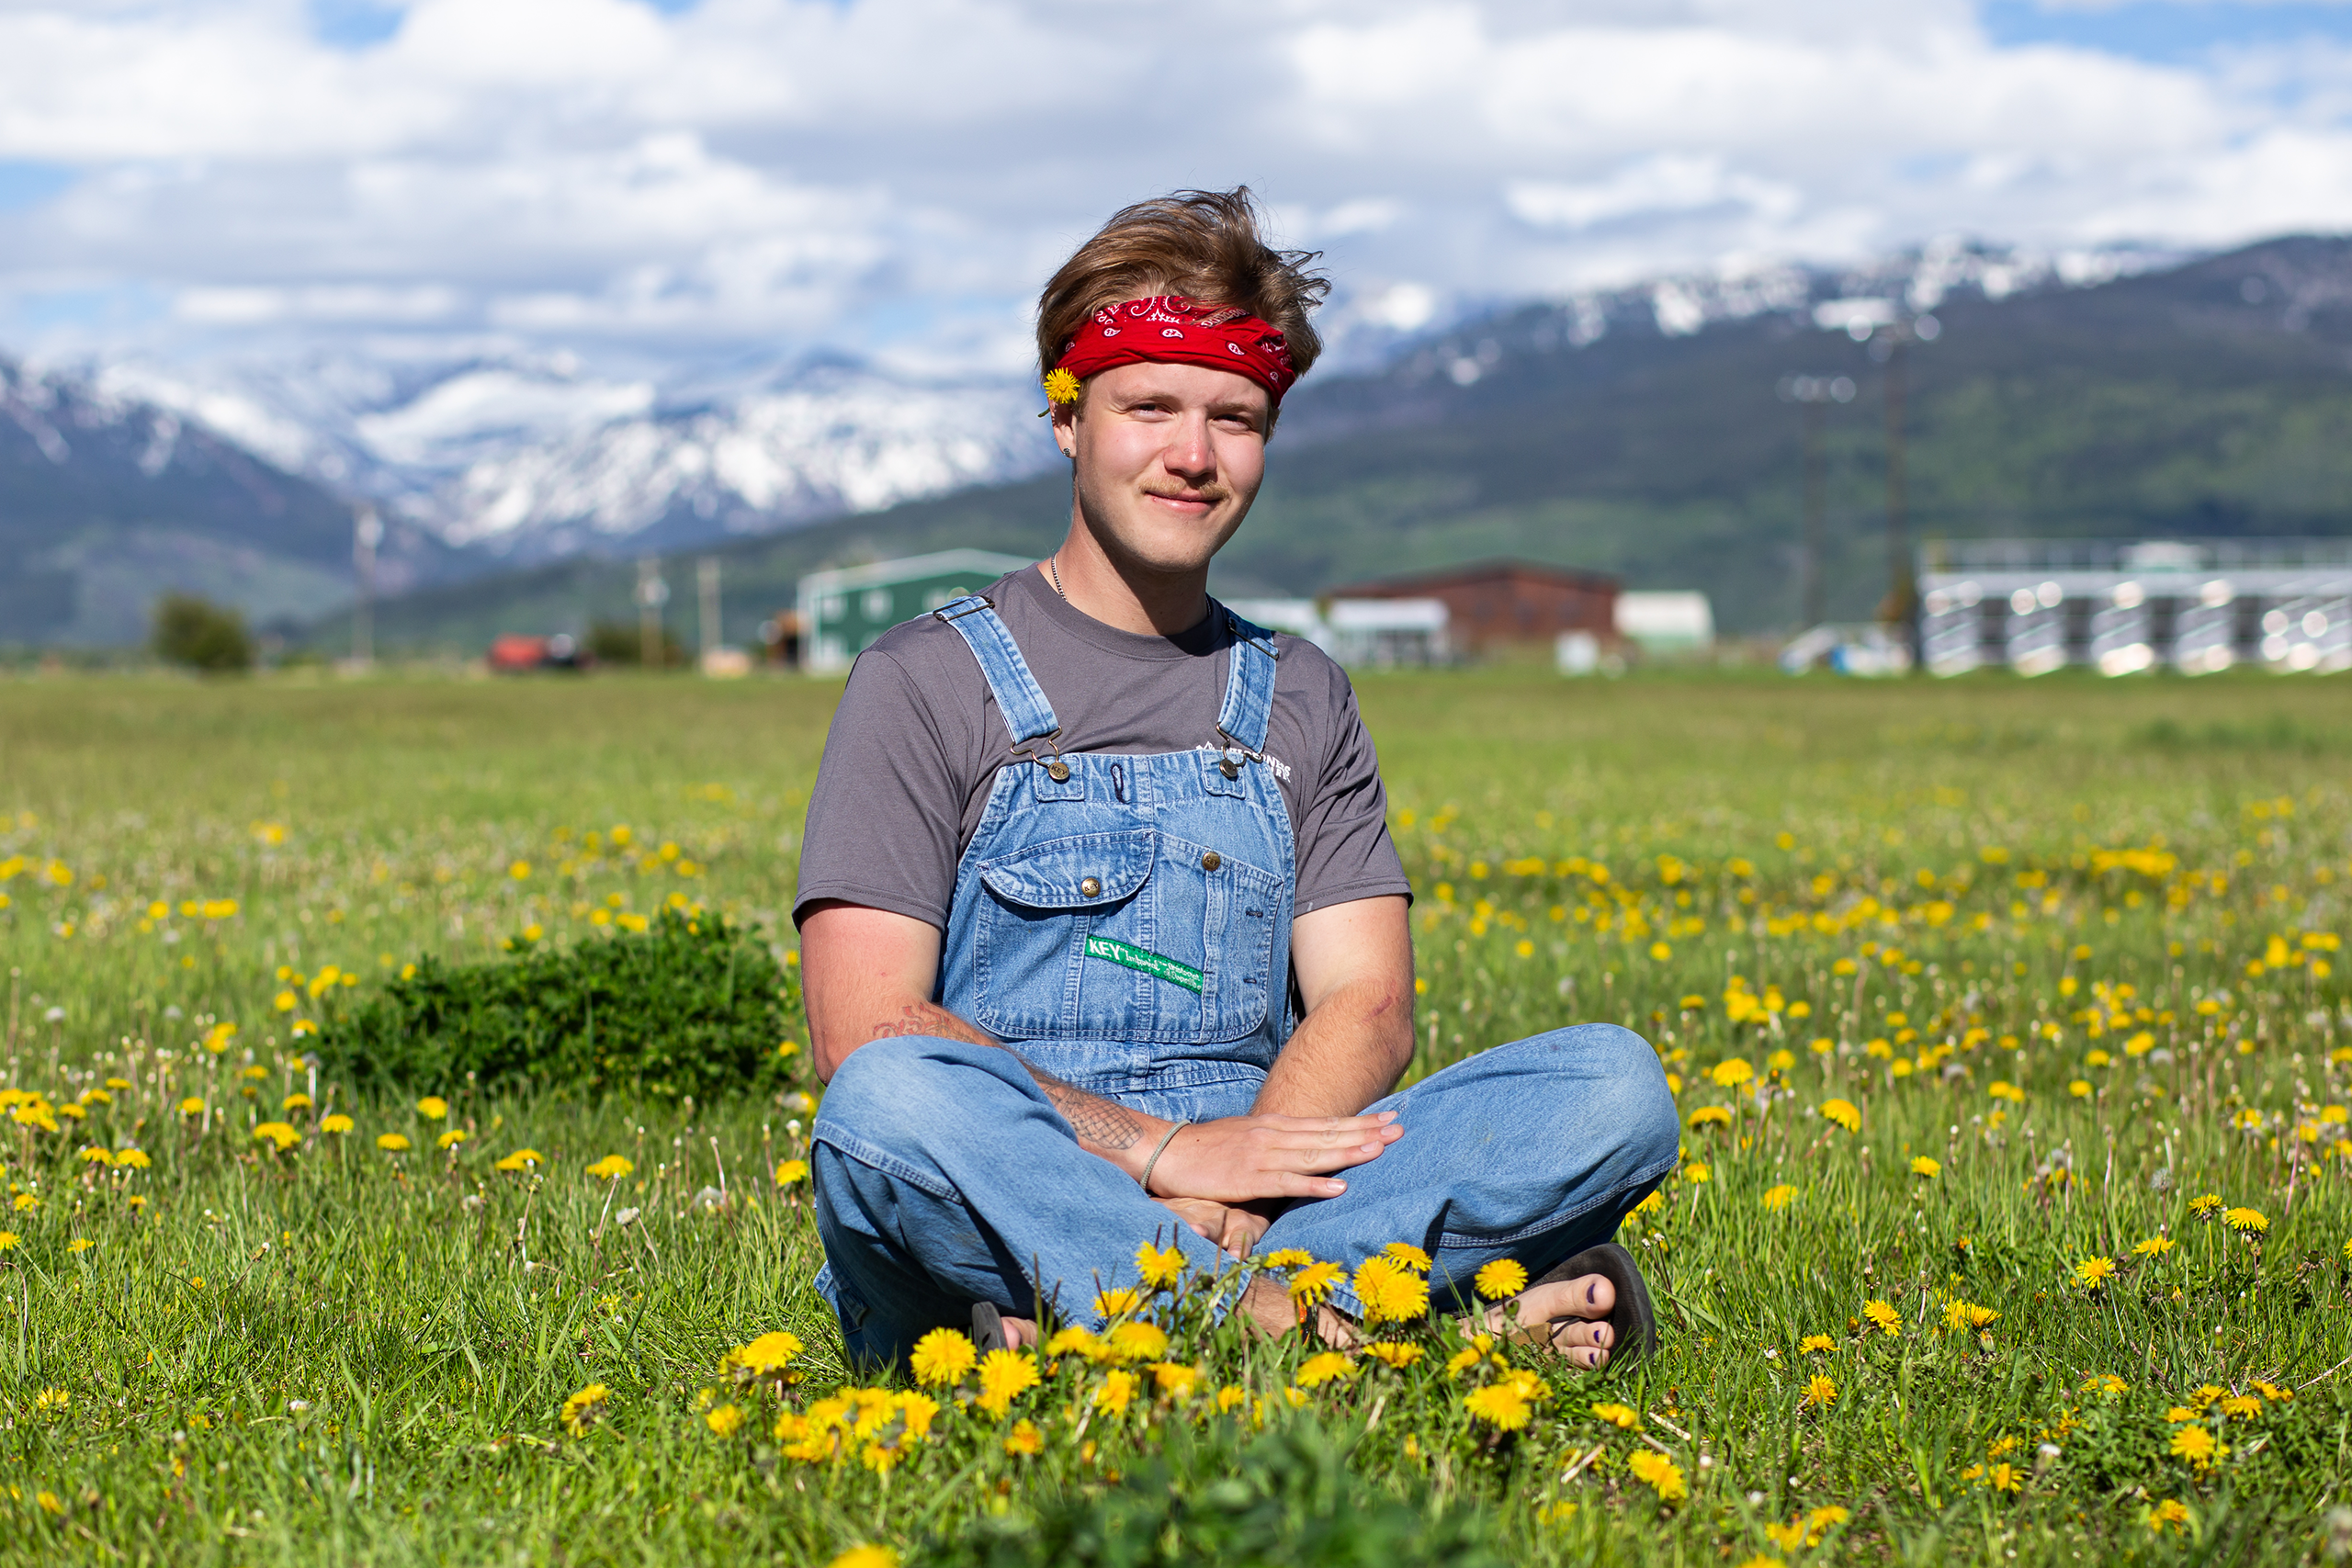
[0,0,2348,376]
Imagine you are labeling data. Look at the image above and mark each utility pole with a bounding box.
[351,504,382,669]
[696,557,720,664]
[1868,313,1939,659]
[636,557,669,669]
[1777,374,1855,629]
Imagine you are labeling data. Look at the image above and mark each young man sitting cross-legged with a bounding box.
[795,187,1678,1368]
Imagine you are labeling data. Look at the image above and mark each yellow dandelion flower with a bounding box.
[66,1237,93,1254]
[435,1129,467,1150]
[1464,1382,1532,1430]
[774,1158,808,1188]
[2168,1426,2222,1467]
[1798,1334,1835,1354]
[1135,1240,1188,1288]
[1474,1258,1529,1300]
[1590,1402,1640,1428]
[1383,1241,1433,1273]
[2224,1207,2268,1234]
[1627,1449,1687,1501]
[252,1122,300,1152]
[826,1548,899,1568]
[588,1154,634,1180]
[1106,1321,1169,1363]
[910,1327,978,1387]
[1911,1156,1941,1179]
[377,1134,411,1152]
[1287,1260,1343,1306]
[976,1349,1041,1415]
[1092,1368,1137,1416]
[2134,1235,2175,1257]
[1803,1374,1838,1408]
[493,1147,545,1173]
[1150,1361,1201,1400]
[1042,368,1082,404]
[1296,1351,1356,1388]
[560,1383,610,1437]
[2220,1394,2262,1420]
[704,1404,745,1438]
[2189,1193,2224,1216]
[1363,1341,1424,1370]
[1712,1058,1754,1089]
[1683,1161,1712,1183]
[2147,1499,2190,1535]
[1044,1325,1101,1359]
[1861,1300,1901,1336]
[1352,1256,1430,1325]
[2075,1257,2117,1289]
[320,1114,354,1134]
[1259,1247,1313,1269]
[724,1331,804,1386]
[1762,1183,1797,1210]
[1093,1287,1143,1317]
[416,1097,448,1121]
[1688,1105,1732,1128]
[1004,1419,1043,1456]
[1820,1099,1861,1133]
[179,1097,204,1116]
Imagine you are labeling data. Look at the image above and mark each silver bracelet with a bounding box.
[1139,1121,1190,1196]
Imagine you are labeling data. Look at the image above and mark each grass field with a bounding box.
[0,666,2348,1565]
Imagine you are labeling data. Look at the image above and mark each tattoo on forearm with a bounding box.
[858,1003,1146,1152]
[1020,1060,1147,1152]
[866,1001,997,1049]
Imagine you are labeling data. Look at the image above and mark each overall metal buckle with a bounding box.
[1012,730,1071,784]
[930,594,995,624]
[1212,728,1259,781]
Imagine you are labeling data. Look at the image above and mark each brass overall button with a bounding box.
[1218,758,1239,779]
[1200,852,1222,872]
[1080,876,1102,897]
[1046,760,1070,782]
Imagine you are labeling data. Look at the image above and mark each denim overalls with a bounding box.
[810,597,1680,1364]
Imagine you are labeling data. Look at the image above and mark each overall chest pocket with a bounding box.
[970,828,1278,1044]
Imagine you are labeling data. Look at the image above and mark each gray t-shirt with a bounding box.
[793,566,1410,930]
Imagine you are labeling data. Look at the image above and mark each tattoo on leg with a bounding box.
[1021,1060,1147,1152]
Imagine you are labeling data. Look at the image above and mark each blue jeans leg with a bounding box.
[1256,1022,1679,1315]
[809,1035,1237,1366]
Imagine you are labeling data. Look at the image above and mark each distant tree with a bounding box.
[587,620,685,668]
[153,594,254,672]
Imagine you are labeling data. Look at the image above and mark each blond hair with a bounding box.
[1035,188,1329,389]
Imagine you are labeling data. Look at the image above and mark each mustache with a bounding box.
[1140,480,1230,504]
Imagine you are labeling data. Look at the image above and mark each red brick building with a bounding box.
[1328,560,1621,656]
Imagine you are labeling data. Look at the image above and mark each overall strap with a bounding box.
[933,596,1060,747]
[1214,606,1281,756]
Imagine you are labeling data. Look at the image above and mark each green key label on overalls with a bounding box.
[1084,935,1204,994]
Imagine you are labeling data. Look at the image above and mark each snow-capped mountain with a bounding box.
[96,351,1061,565]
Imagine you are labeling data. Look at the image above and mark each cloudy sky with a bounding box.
[6,0,2352,378]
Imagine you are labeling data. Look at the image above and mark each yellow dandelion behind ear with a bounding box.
[1042,368,1082,404]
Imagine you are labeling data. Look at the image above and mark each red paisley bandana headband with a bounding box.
[1045,295,1299,410]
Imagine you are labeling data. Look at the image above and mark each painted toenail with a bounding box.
[1587,1281,1599,1303]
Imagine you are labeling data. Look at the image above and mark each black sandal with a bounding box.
[971,1301,1007,1354]
[1503,1242,1657,1371]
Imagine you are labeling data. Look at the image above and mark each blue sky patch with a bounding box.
[309,0,404,49]
[0,161,74,213]
[1982,1,2352,62]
